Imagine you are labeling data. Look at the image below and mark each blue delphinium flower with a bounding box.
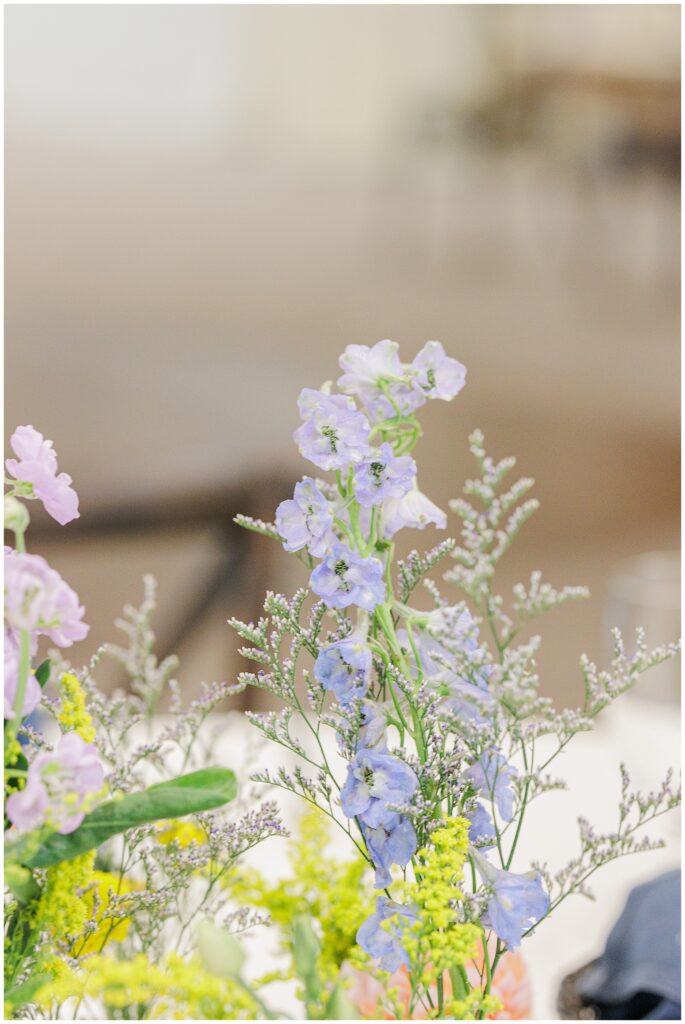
[412,340,467,401]
[473,851,550,949]
[353,443,416,508]
[381,486,447,538]
[294,388,371,471]
[310,543,385,611]
[357,896,418,972]
[358,700,388,751]
[275,477,334,558]
[314,635,371,706]
[466,748,518,823]
[338,340,424,421]
[340,747,418,828]
[467,803,496,849]
[363,815,417,889]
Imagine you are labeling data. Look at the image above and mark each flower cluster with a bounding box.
[4,432,283,1022]
[232,338,680,1019]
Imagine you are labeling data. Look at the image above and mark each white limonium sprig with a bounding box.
[231,339,680,1020]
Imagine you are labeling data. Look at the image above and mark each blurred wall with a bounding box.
[5,5,680,706]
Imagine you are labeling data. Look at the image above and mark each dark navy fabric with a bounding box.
[577,870,681,1020]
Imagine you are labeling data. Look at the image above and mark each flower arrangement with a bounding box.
[3,342,680,1020]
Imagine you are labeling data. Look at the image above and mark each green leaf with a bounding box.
[35,660,51,688]
[4,863,40,904]
[292,914,322,1005]
[17,767,237,868]
[196,918,245,979]
[323,985,359,1020]
[5,973,51,1011]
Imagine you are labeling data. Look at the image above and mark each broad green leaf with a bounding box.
[196,918,245,979]
[18,767,236,868]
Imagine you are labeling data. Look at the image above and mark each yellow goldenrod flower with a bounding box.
[57,672,95,742]
[156,819,206,847]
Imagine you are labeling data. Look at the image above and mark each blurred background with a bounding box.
[5,4,680,709]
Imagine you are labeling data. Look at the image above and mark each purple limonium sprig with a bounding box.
[275,477,335,558]
[411,340,467,402]
[310,543,385,611]
[6,732,104,834]
[472,848,550,949]
[340,747,418,828]
[465,748,518,823]
[353,443,416,508]
[357,896,418,972]
[6,425,79,525]
[294,388,371,471]
[314,633,372,706]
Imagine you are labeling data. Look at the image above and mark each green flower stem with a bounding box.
[6,526,31,759]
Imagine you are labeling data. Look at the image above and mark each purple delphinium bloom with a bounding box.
[6,425,79,525]
[310,543,385,611]
[340,748,418,828]
[473,851,550,949]
[353,443,416,508]
[357,896,418,972]
[314,635,372,706]
[4,628,41,720]
[275,477,335,558]
[4,549,89,647]
[6,732,104,834]
[465,748,518,823]
[382,487,447,539]
[338,340,424,421]
[467,803,496,850]
[294,389,371,471]
[363,815,417,889]
[412,341,467,402]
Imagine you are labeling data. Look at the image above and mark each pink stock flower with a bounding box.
[6,732,104,834]
[4,548,89,647]
[6,425,79,525]
[4,628,41,720]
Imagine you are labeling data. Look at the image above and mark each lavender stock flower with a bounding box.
[275,477,334,557]
[315,634,372,706]
[353,443,416,508]
[5,548,89,647]
[6,425,79,525]
[6,732,104,834]
[310,543,385,611]
[294,388,371,471]
[357,896,417,972]
[340,748,418,828]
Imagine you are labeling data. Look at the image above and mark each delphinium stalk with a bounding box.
[232,339,680,1020]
